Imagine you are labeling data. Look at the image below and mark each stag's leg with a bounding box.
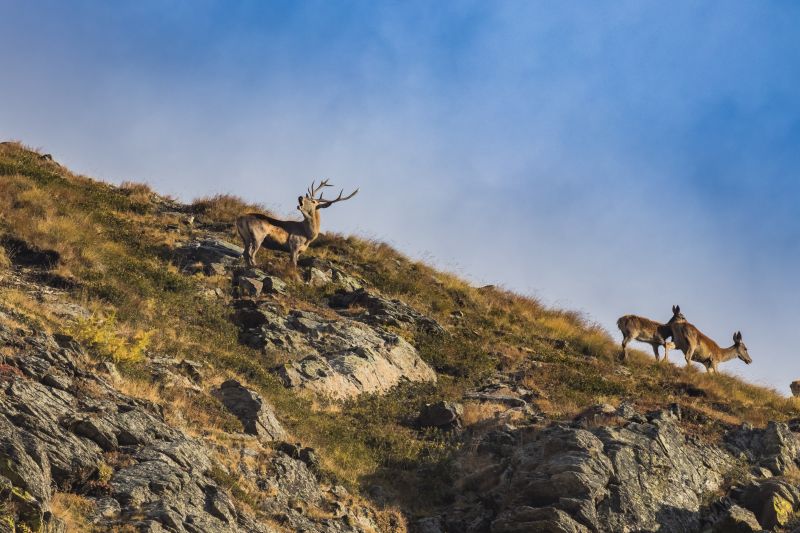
[250,240,263,267]
[662,343,670,364]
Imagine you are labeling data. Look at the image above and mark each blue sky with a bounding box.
[2,1,799,393]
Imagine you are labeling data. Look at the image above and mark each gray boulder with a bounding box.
[174,238,243,273]
[418,401,463,430]
[211,380,287,441]
[234,303,436,399]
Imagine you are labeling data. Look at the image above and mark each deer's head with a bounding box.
[733,331,751,364]
[669,305,686,323]
[297,179,359,220]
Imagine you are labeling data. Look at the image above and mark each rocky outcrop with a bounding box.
[329,288,445,335]
[437,408,733,533]
[732,477,800,530]
[174,238,243,275]
[0,324,265,532]
[212,380,287,442]
[233,301,436,399]
[233,268,287,298]
[726,421,800,476]
[0,322,388,532]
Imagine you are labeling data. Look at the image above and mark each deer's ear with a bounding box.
[673,305,680,314]
[317,202,332,209]
[734,331,742,343]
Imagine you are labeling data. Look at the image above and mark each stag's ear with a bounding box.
[673,305,680,315]
[316,201,332,209]
[734,331,742,343]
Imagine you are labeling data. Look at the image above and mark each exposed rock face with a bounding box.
[0,323,385,532]
[0,325,264,532]
[329,288,445,335]
[726,421,800,476]
[733,478,800,530]
[440,409,732,533]
[174,238,243,274]
[211,380,287,442]
[233,301,436,399]
[233,268,287,296]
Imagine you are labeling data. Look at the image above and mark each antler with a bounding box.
[307,179,333,199]
[318,187,359,207]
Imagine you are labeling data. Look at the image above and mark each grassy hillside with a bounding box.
[1,141,797,520]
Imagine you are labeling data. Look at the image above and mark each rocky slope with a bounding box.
[1,142,800,532]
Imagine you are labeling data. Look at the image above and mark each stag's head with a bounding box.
[669,305,686,324]
[733,331,752,364]
[297,179,359,220]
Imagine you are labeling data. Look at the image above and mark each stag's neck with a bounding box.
[303,211,321,241]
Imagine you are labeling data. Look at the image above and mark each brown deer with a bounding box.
[617,305,686,362]
[670,325,751,373]
[236,179,358,267]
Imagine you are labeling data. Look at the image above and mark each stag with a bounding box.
[670,324,751,373]
[617,305,686,362]
[236,179,358,267]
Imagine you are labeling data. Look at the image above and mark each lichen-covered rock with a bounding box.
[732,478,800,530]
[233,302,436,399]
[211,380,287,442]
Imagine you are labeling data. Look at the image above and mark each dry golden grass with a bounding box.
[50,493,95,532]
[191,194,270,224]
[0,247,9,270]
[462,401,508,426]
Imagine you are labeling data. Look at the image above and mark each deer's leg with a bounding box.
[662,343,670,364]
[652,343,661,362]
[620,337,630,361]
